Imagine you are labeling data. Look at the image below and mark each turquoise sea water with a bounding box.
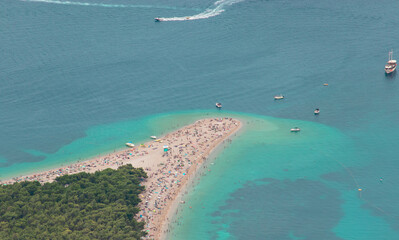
[2,0,399,238]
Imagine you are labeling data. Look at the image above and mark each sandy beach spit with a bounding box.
[0,118,241,239]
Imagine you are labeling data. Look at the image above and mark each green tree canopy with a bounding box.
[0,164,147,240]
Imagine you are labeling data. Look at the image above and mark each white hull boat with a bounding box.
[385,50,397,74]
[274,95,284,100]
[290,127,301,132]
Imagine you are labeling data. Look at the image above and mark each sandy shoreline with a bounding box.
[157,118,243,240]
[0,117,241,239]
[138,118,241,239]
[159,119,244,240]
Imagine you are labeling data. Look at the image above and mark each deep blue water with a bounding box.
[2,0,399,238]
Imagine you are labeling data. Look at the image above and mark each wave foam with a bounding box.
[157,0,244,21]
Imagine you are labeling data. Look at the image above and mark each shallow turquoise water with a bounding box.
[0,110,226,179]
[168,113,387,240]
[2,0,399,238]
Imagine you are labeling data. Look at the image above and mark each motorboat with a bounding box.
[323,83,328,86]
[150,136,157,139]
[125,142,135,148]
[385,50,397,74]
[154,18,162,22]
[216,103,222,108]
[290,127,301,132]
[274,95,284,100]
[314,108,320,115]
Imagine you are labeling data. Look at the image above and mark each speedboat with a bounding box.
[290,127,301,132]
[385,50,397,74]
[323,83,328,86]
[314,108,320,115]
[150,136,157,139]
[154,18,162,22]
[125,142,135,148]
[216,103,222,108]
[274,95,284,100]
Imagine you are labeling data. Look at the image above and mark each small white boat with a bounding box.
[314,108,320,115]
[216,103,222,108]
[290,127,301,132]
[125,142,135,148]
[274,95,284,100]
[150,136,157,139]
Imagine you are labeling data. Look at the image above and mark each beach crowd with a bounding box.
[0,118,241,240]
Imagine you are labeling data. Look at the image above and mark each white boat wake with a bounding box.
[22,0,198,10]
[156,0,244,21]
[23,0,243,21]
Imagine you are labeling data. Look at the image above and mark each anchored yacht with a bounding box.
[385,50,397,74]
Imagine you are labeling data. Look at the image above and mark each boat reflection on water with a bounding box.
[385,70,397,79]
